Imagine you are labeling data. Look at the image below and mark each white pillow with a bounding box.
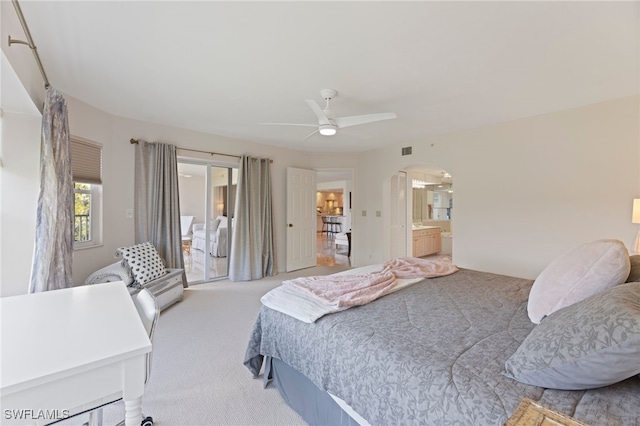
[210,218,221,231]
[527,239,630,324]
[216,216,228,228]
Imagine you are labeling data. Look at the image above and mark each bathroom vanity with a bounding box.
[412,226,442,257]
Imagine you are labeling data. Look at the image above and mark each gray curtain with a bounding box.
[229,156,276,281]
[134,141,186,285]
[29,87,74,293]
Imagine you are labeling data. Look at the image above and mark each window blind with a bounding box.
[71,137,102,184]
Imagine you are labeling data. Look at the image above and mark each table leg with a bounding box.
[124,397,143,426]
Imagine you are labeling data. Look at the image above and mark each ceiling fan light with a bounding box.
[319,124,337,136]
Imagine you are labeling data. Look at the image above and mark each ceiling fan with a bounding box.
[261,89,397,140]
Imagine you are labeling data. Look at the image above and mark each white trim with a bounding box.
[328,392,370,426]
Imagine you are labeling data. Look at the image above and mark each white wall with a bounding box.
[1,6,42,296]
[1,46,42,296]
[178,174,206,224]
[65,96,129,286]
[0,110,41,297]
[356,96,640,279]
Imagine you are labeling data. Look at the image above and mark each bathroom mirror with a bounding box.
[413,183,453,222]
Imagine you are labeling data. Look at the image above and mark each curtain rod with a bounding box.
[130,138,273,163]
[130,138,240,159]
[8,0,50,89]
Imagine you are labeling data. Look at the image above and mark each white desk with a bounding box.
[1,282,151,426]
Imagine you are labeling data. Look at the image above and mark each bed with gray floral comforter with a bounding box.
[244,269,640,425]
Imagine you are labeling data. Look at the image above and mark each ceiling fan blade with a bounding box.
[303,129,319,140]
[259,122,318,127]
[305,100,332,125]
[334,112,397,129]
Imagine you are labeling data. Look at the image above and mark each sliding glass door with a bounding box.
[178,161,237,284]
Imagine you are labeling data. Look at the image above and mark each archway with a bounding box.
[386,164,454,259]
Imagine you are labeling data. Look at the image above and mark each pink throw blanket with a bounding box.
[283,256,457,308]
[283,272,396,308]
[380,256,458,278]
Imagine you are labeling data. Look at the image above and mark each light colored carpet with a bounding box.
[64,264,351,426]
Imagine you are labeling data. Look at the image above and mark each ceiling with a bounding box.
[12,1,639,153]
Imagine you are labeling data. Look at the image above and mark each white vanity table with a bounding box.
[1,282,151,426]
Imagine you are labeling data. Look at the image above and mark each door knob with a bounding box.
[288,224,293,227]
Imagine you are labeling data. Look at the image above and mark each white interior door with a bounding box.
[390,171,408,258]
[286,167,317,272]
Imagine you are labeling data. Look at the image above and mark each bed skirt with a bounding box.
[267,357,364,426]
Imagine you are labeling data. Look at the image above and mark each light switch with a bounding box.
[362,210,367,217]
[376,211,381,217]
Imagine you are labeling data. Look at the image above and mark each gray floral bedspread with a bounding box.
[244,269,640,425]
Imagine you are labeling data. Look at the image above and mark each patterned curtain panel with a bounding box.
[134,141,186,284]
[229,155,276,281]
[29,88,74,293]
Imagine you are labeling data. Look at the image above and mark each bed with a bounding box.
[244,247,640,425]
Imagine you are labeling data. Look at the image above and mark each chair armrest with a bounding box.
[217,227,228,239]
[193,223,204,231]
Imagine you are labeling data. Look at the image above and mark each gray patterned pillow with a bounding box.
[504,282,640,390]
[627,255,640,282]
[116,242,167,286]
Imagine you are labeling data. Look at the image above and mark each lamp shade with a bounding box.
[633,199,640,224]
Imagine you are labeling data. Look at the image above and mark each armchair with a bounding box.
[191,216,229,257]
[84,242,184,311]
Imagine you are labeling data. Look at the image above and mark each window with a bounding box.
[74,183,92,242]
[71,137,102,249]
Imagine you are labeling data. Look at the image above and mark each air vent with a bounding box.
[401,146,412,156]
